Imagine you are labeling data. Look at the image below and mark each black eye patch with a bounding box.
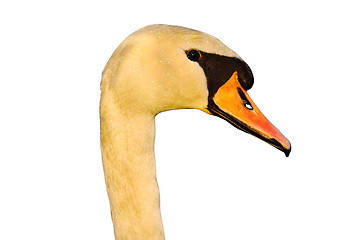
[186,50,254,98]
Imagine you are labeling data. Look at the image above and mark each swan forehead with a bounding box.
[130,24,240,58]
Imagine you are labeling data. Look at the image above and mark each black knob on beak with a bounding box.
[237,61,254,91]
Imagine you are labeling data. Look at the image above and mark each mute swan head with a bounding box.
[100,24,291,240]
[101,24,291,155]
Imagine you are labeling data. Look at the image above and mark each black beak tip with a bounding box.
[283,144,291,157]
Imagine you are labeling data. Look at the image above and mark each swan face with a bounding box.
[102,24,291,156]
[102,24,238,113]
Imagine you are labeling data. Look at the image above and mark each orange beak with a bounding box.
[208,71,291,157]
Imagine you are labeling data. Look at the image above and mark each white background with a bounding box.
[1,0,359,239]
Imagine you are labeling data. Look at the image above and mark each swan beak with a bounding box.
[208,71,291,157]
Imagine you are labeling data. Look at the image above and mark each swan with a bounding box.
[100,24,291,240]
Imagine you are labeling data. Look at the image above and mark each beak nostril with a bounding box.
[237,87,253,110]
[245,103,253,110]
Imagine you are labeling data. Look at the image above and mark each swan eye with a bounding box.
[186,50,201,61]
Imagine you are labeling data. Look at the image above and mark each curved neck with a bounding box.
[100,92,164,240]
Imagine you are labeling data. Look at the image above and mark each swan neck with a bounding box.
[100,92,164,240]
